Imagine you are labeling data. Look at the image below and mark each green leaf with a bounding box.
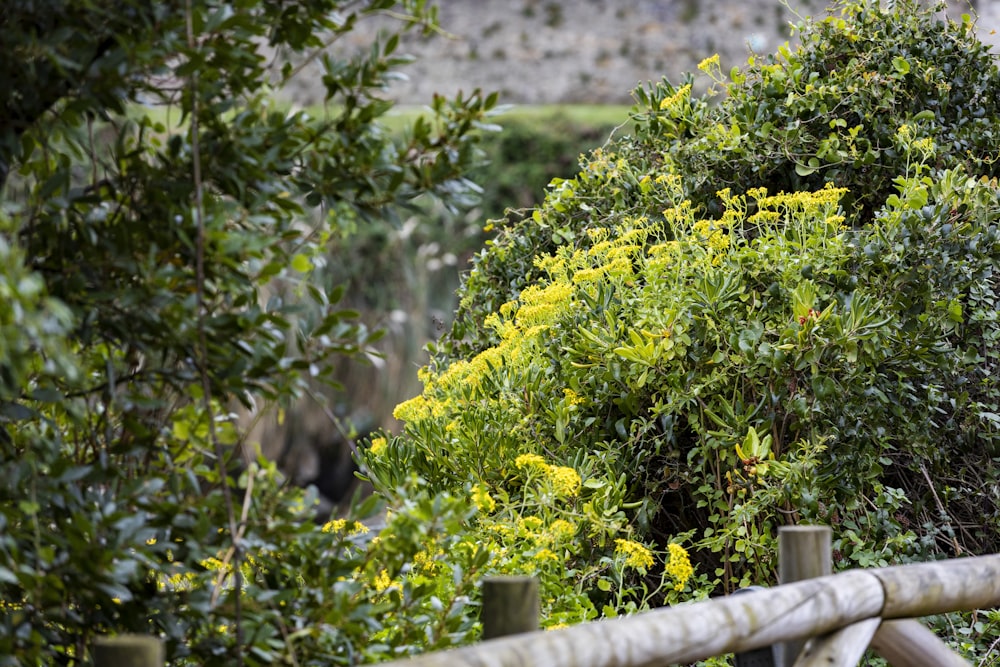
[18,501,40,516]
[291,253,313,273]
[795,162,817,176]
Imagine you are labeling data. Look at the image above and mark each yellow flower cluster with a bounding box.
[368,436,387,456]
[534,548,560,563]
[549,518,577,541]
[321,519,370,535]
[516,282,575,327]
[412,548,444,578]
[756,183,848,212]
[586,226,610,243]
[562,388,585,406]
[549,466,582,497]
[372,569,393,592]
[393,393,450,423]
[519,515,545,532]
[515,453,547,469]
[911,137,936,159]
[649,241,681,259]
[665,543,694,591]
[698,53,721,74]
[614,538,654,570]
[472,483,496,514]
[515,453,582,497]
[659,83,692,115]
[572,263,611,285]
[692,219,730,252]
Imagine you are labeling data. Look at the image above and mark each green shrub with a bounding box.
[444,1,1000,360]
[375,2,1000,653]
[0,1,501,664]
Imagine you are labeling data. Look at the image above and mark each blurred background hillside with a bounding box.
[282,0,997,106]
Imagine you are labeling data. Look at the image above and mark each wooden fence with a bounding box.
[94,526,1000,667]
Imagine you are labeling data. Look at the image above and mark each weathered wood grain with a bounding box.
[92,635,164,667]
[792,617,881,667]
[875,555,1000,619]
[778,526,832,666]
[380,570,885,667]
[381,554,1000,667]
[870,619,970,667]
[482,576,540,639]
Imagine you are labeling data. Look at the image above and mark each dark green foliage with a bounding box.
[475,113,619,216]
[0,1,498,664]
[324,110,618,314]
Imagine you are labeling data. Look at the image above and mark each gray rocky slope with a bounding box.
[280,0,998,107]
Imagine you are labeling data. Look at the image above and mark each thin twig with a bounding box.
[919,462,963,557]
[978,633,1000,667]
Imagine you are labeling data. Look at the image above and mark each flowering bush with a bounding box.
[371,1,1000,659]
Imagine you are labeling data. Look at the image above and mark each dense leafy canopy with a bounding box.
[0,0,504,664]
[374,0,1000,656]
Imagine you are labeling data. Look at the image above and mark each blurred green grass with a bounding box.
[128,101,632,135]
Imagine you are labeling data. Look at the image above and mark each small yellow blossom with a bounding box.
[515,453,547,470]
[659,83,692,114]
[698,54,721,73]
[200,556,227,572]
[562,388,584,406]
[572,265,610,285]
[586,227,610,242]
[321,519,369,535]
[373,569,392,592]
[413,549,443,577]
[519,516,545,533]
[472,483,496,514]
[665,543,694,591]
[548,466,582,497]
[588,239,615,258]
[549,519,577,541]
[913,137,936,158]
[322,519,347,534]
[649,241,681,259]
[534,548,560,563]
[393,394,430,422]
[614,538,654,570]
[368,436,387,456]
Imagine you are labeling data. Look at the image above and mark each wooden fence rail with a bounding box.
[378,526,1000,667]
[93,527,1000,667]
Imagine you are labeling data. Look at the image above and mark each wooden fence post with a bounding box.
[777,525,832,667]
[92,635,164,667]
[481,575,540,639]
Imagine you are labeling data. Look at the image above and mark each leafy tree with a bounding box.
[376,1,1000,657]
[0,0,502,664]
